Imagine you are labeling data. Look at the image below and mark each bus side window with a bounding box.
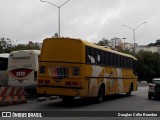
[113,53,117,67]
[110,53,113,66]
[91,48,95,64]
[127,57,130,68]
[86,46,91,64]
[101,51,105,65]
[130,58,133,68]
[120,56,123,68]
[124,57,126,68]
[117,55,120,67]
[95,49,101,65]
[133,60,137,75]
[105,52,110,66]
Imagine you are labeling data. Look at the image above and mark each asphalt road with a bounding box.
[1,86,160,120]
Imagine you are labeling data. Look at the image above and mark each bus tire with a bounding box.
[96,85,105,103]
[61,96,74,103]
[126,85,132,96]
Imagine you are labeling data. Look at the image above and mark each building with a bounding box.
[98,37,160,53]
[123,43,134,51]
[135,45,158,53]
[108,38,123,50]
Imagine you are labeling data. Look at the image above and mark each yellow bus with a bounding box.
[37,37,138,103]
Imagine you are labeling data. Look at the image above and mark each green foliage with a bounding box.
[147,43,155,46]
[147,40,160,46]
[97,38,109,46]
[0,38,13,53]
[135,51,160,82]
[119,49,134,56]
[0,37,40,53]
[54,33,59,37]
[118,49,160,83]
[12,43,40,51]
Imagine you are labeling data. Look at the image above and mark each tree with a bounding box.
[136,51,160,82]
[0,37,14,53]
[147,43,155,46]
[52,33,59,38]
[12,43,40,51]
[114,48,160,83]
[97,38,109,46]
[0,37,41,53]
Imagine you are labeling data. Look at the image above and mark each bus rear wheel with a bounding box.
[61,96,74,103]
[96,85,105,103]
[126,85,132,96]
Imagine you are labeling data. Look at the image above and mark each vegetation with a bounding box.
[147,39,160,46]
[97,38,109,46]
[135,51,160,83]
[0,37,40,53]
[0,38,13,53]
[119,49,160,83]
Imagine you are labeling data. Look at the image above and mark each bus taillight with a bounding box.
[66,81,71,86]
[72,82,78,85]
[38,79,44,83]
[65,81,82,87]
[45,80,50,84]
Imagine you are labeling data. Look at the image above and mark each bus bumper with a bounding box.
[36,85,85,97]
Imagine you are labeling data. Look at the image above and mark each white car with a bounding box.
[148,78,160,100]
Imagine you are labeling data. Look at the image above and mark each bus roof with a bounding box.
[0,53,10,58]
[44,37,137,60]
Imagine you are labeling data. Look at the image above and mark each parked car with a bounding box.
[148,78,160,100]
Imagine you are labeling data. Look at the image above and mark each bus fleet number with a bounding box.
[16,72,26,77]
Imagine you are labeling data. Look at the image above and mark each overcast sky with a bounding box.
[0,0,160,45]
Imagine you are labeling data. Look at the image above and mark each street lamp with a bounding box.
[122,22,147,56]
[122,37,126,50]
[40,0,70,37]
